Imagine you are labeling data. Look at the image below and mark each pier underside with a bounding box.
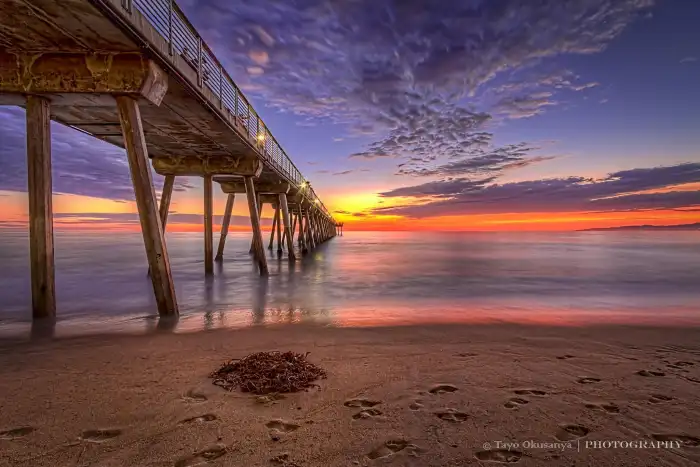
[0,0,337,320]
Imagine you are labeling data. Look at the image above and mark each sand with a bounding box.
[1,323,699,466]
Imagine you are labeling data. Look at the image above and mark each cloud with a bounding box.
[680,56,697,64]
[375,163,700,217]
[493,92,557,119]
[181,0,654,173]
[0,107,193,201]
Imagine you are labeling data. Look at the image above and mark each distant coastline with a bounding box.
[580,222,700,232]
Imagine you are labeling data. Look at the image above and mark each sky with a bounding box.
[1,0,699,231]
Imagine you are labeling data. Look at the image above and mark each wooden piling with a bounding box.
[244,176,268,275]
[305,207,316,250]
[203,174,213,275]
[298,205,307,253]
[276,203,283,254]
[279,194,296,260]
[116,96,178,316]
[26,96,56,319]
[215,194,234,261]
[268,205,277,250]
[148,175,175,276]
[250,196,263,253]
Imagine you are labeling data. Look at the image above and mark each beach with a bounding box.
[1,323,699,466]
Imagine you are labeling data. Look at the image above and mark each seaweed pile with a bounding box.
[210,351,326,394]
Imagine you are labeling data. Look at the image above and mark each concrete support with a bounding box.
[26,96,56,320]
[244,177,268,275]
[279,194,296,261]
[116,96,178,316]
[216,194,234,261]
[203,175,213,275]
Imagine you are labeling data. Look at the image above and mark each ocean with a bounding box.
[0,230,698,337]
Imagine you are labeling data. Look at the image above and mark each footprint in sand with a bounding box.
[367,439,422,460]
[0,426,35,440]
[649,394,674,404]
[79,428,122,443]
[455,352,478,357]
[270,453,302,467]
[344,398,381,408]
[174,444,227,467]
[555,424,590,441]
[637,370,665,377]
[429,384,458,395]
[475,449,522,463]
[266,420,301,433]
[409,400,424,411]
[255,393,286,405]
[434,408,468,423]
[353,408,383,420]
[183,390,208,403]
[556,355,575,360]
[584,402,620,414]
[179,414,218,424]
[652,434,700,448]
[514,389,547,397]
[577,377,601,385]
[504,397,529,409]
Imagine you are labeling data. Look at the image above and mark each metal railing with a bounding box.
[121,0,334,221]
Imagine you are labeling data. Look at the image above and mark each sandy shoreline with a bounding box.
[1,323,699,466]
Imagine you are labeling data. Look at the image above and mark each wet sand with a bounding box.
[1,323,699,466]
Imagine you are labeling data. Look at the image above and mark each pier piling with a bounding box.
[244,177,269,275]
[26,96,56,319]
[203,175,214,275]
[216,194,235,261]
[116,96,178,316]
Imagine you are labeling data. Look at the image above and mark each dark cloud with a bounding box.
[178,0,653,177]
[376,163,700,217]
[0,107,194,201]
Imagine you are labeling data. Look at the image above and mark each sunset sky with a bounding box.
[1,0,699,232]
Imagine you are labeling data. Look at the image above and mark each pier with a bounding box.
[0,0,337,320]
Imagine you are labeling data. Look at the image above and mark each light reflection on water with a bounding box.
[0,230,698,337]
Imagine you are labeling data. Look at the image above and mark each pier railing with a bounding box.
[115,0,334,220]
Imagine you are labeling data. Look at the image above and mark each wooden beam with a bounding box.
[26,96,56,319]
[217,180,290,194]
[215,194,234,261]
[279,194,296,261]
[116,96,178,316]
[244,177,269,276]
[203,175,213,275]
[152,155,263,177]
[0,52,168,105]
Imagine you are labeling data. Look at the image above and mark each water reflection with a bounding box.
[0,230,699,340]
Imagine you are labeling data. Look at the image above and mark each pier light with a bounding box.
[257,133,266,142]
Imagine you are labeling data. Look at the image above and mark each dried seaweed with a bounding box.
[210,351,326,395]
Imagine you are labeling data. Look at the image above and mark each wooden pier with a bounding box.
[0,0,337,320]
